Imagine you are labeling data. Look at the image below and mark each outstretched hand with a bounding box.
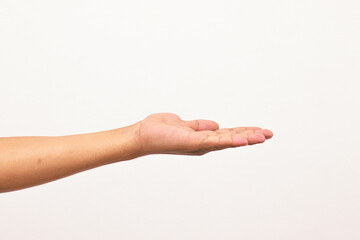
[135,113,273,156]
[0,112,273,192]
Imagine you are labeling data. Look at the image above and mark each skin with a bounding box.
[0,113,273,193]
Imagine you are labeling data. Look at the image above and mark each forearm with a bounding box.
[0,123,141,193]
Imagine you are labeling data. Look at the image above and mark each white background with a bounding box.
[0,0,359,239]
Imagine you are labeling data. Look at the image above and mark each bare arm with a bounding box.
[0,113,273,193]
[0,124,140,193]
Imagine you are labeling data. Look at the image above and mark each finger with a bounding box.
[257,129,273,139]
[191,130,269,154]
[185,119,219,131]
[194,132,247,152]
[217,128,273,139]
[247,133,266,145]
[218,133,235,148]
[232,134,249,146]
[239,129,273,139]
[215,127,261,134]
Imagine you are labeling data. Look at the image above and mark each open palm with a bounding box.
[136,113,273,156]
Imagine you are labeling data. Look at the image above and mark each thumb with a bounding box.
[185,119,220,131]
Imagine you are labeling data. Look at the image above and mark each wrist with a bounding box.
[121,121,144,160]
[109,121,144,162]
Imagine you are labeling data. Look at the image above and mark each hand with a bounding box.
[135,113,273,156]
